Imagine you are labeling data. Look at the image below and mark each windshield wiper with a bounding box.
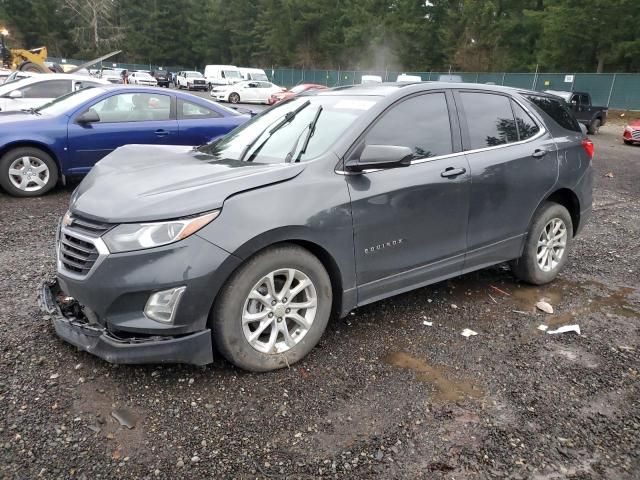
[240,100,311,162]
[21,107,41,116]
[286,106,323,163]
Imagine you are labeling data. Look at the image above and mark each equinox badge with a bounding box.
[365,238,405,254]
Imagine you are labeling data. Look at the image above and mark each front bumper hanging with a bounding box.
[38,278,213,366]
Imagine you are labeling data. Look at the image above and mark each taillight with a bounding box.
[581,138,594,159]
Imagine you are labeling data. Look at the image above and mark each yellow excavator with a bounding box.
[1,29,121,74]
[3,45,52,72]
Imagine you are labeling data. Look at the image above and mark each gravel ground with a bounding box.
[1,124,639,479]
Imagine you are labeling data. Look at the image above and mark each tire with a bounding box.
[0,147,59,197]
[588,118,601,135]
[623,139,633,145]
[229,92,240,104]
[211,244,332,372]
[18,61,48,73]
[510,202,573,285]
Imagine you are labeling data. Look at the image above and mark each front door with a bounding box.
[66,91,178,174]
[454,91,558,270]
[347,91,471,304]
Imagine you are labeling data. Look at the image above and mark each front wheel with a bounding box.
[511,202,573,285]
[588,118,601,135]
[229,92,240,104]
[0,147,59,197]
[211,244,332,372]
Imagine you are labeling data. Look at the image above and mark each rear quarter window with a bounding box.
[525,95,581,132]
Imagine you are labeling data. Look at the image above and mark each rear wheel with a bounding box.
[511,202,573,285]
[212,244,332,372]
[0,147,58,197]
[588,118,601,135]
[229,92,240,104]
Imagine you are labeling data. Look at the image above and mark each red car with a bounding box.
[623,119,640,145]
[268,83,328,105]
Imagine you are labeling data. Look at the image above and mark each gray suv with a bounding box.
[40,82,593,372]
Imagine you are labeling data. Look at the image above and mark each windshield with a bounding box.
[224,70,242,79]
[35,87,105,116]
[198,95,379,164]
[136,73,153,79]
[290,85,307,94]
[186,72,203,78]
[252,73,269,81]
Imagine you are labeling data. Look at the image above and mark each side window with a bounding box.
[259,82,272,88]
[20,80,72,98]
[579,94,589,105]
[74,81,101,91]
[460,92,518,149]
[365,93,453,159]
[88,93,171,123]
[512,102,540,141]
[526,95,581,132]
[178,99,221,119]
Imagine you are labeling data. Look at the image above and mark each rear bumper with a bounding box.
[39,279,213,365]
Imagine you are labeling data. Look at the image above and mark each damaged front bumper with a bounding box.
[38,278,213,365]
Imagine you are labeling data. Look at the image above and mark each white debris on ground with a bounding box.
[536,301,554,314]
[547,325,581,335]
[461,328,478,337]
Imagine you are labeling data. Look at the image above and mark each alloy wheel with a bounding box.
[242,268,318,354]
[536,218,567,272]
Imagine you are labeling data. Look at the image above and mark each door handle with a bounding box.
[440,167,466,178]
[154,129,169,137]
[532,149,547,158]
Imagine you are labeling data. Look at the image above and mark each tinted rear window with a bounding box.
[526,95,581,132]
[460,92,518,149]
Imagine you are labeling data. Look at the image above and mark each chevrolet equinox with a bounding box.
[40,82,593,372]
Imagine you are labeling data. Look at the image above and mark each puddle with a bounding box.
[518,281,638,331]
[385,352,483,401]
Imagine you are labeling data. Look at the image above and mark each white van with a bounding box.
[396,74,422,82]
[239,67,269,82]
[361,75,383,84]
[204,65,243,88]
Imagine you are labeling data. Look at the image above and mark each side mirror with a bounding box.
[7,89,23,99]
[76,110,100,124]
[345,145,414,172]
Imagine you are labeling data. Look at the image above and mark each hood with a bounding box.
[71,144,306,224]
[628,119,640,128]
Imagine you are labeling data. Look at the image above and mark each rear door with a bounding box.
[455,90,558,270]
[66,91,178,174]
[347,91,471,304]
[177,98,236,145]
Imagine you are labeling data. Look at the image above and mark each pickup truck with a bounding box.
[545,90,607,134]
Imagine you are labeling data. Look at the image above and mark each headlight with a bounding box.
[103,211,219,253]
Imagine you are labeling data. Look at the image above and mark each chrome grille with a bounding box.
[631,130,640,139]
[57,215,111,279]
[68,215,112,235]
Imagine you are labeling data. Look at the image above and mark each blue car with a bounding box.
[0,85,250,197]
